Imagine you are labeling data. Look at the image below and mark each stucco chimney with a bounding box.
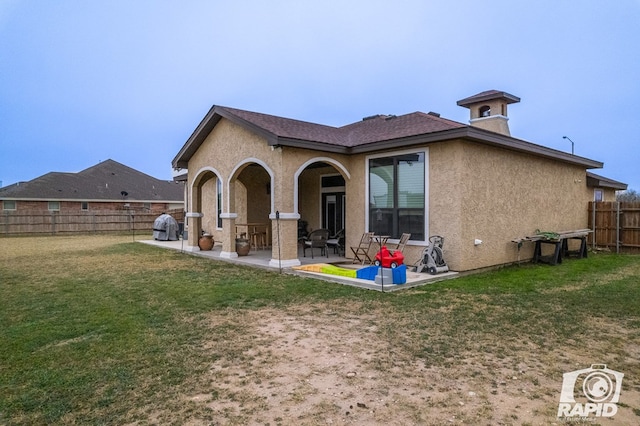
[457,90,520,136]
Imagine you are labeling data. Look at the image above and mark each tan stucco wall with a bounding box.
[239,167,270,223]
[429,140,591,271]
[344,153,368,255]
[185,116,594,271]
[591,187,617,202]
[297,165,344,231]
[344,150,428,268]
[347,141,593,272]
[200,177,217,236]
[296,168,320,230]
[186,117,352,261]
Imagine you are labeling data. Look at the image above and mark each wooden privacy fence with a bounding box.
[0,209,185,236]
[588,201,640,253]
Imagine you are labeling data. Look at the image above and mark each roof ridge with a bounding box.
[221,106,340,130]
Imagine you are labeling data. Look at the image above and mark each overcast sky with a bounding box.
[1,1,639,191]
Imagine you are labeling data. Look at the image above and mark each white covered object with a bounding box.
[153,213,179,241]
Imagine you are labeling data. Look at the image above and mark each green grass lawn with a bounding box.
[0,235,639,425]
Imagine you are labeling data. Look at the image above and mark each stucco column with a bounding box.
[185,212,203,247]
[219,213,238,258]
[269,212,301,268]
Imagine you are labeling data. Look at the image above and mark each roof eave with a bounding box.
[172,106,279,168]
[172,105,220,169]
[350,127,603,168]
[276,137,350,154]
[173,107,602,170]
[586,172,628,190]
[462,127,603,168]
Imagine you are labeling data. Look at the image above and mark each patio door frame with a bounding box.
[320,173,345,237]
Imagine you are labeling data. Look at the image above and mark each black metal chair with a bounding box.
[327,228,345,255]
[303,228,330,258]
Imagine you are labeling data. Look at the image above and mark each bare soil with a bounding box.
[164,303,639,426]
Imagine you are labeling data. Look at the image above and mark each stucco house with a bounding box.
[585,171,627,201]
[0,159,184,213]
[172,90,620,272]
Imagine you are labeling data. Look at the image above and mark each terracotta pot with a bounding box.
[235,238,250,256]
[198,235,214,251]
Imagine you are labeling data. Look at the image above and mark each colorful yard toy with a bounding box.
[373,246,404,268]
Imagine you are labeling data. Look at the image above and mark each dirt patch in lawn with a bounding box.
[160,303,640,425]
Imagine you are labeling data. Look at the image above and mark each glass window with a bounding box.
[48,201,60,211]
[369,152,425,240]
[594,189,603,202]
[3,200,16,210]
[81,201,88,210]
[217,178,222,228]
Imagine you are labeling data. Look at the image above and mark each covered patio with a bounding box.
[140,239,458,292]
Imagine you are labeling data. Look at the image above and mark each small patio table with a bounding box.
[235,223,269,250]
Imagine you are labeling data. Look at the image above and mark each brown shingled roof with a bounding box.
[172,104,603,170]
[0,159,183,202]
[340,112,465,146]
[222,107,345,145]
[209,106,464,148]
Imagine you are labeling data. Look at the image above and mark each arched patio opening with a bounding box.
[229,160,273,250]
[189,167,222,246]
[295,158,350,248]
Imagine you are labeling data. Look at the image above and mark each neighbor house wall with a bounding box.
[2,200,174,213]
[589,187,617,202]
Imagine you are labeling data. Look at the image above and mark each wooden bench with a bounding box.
[512,229,591,265]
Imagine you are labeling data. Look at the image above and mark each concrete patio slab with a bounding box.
[139,239,458,291]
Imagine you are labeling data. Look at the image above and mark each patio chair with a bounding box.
[391,233,411,253]
[303,228,330,259]
[350,232,374,264]
[326,228,345,255]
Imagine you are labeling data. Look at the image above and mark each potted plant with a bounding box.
[198,232,214,251]
[235,237,250,256]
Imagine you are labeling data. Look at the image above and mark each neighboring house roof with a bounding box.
[586,172,628,190]
[0,159,184,202]
[172,105,603,170]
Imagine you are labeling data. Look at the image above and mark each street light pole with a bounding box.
[562,136,575,155]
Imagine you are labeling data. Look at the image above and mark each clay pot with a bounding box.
[235,238,250,256]
[198,234,214,251]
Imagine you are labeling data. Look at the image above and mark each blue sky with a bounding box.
[1,1,639,191]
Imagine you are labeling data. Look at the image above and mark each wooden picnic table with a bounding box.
[512,229,592,265]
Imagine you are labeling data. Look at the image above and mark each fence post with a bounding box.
[616,202,620,254]
[591,201,596,249]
